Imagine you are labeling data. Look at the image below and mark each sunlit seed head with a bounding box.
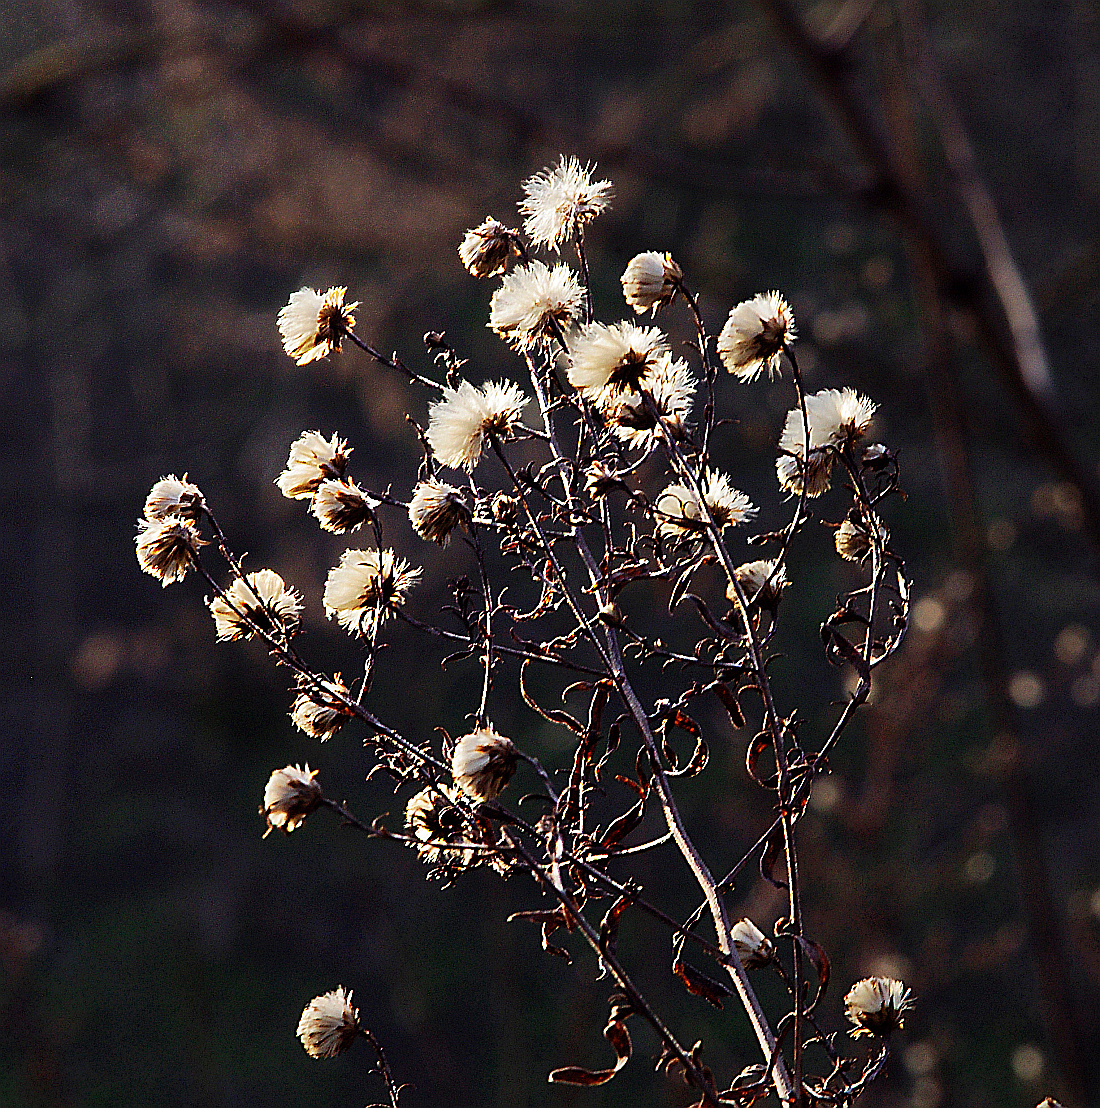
[519,155,613,250]
[278,286,358,365]
[426,380,528,471]
[135,517,205,586]
[322,548,420,635]
[290,675,351,741]
[297,987,360,1058]
[209,568,302,641]
[310,478,376,534]
[489,261,584,352]
[451,726,519,801]
[262,764,322,837]
[620,251,682,314]
[566,321,670,401]
[731,918,774,969]
[276,431,351,500]
[717,292,795,381]
[459,217,517,278]
[144,474,203,522]
[844,976,913,1038]
[409,480,469,545]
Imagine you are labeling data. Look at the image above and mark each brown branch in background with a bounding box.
[754,0,1100,557]
[877,20,1093,1105]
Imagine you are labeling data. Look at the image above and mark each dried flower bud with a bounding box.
[834,514,888,562]
[459,217,517,278]
[209,569,302,640]
[621,251,682,314]
[728,559,789,610]
[135,517,205,586]
[276,431,351,500]
[844,976,913,1038]
[311,478,376,534]
[144,474,203,522]
[409,480,470,545]
[452,727,519,801]
[491,494,520,527]
[291,675,352,741]
[584,461,626,499]
[731,918,774,969]
[262,764,322,837]
[278,286,358,365]
[297,987,360,1058]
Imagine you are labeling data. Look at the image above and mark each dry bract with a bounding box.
[717,292,796,381]
[278,286,358,365]
[460,217,516,278]
[621,251,682,314]
[209,568,302,641]
[844,976,913,1038]
[426,380,528,471]
[135,517,204,586]
[323,548,420,635]
[657,470,756,541]
[409,479,469,544]
[310,478,376,534]
[451,727,519,801]
[144,474,203,521]
[489,261,584,351]
[276,431,351,500]
[731,918,774,969]
[291,675,352,741]
[519,155,613,250]
[262,764,322,837]
[297,986,360,1058]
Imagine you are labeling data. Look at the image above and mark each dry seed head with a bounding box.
[717,292,795,381]
[409,480,470,545]
[405,785,472,869]
[310,478,376,534]
[731,918,774,969]
[144,474,203,522]
[621,251,682,314]
[567,321,670,401]
[607,355,695,449]
[519,155,613,250]
[278,286,358,365]
[426,380,529,471]
[489,261,584,351]
[290,675,351,741]
[459,217,517,278]
[323,548,421,635]
[262,764,322,837]
[297,987,360,1058]
[209,568,302,641]
[657,470,756,542]
[729,559,788,610]
[276,431,351,500]
[135,517,204,586]
[845,976,913,1038]
[451,726,519,801]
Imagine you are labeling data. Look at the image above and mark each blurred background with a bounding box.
[3,1,1100,1106]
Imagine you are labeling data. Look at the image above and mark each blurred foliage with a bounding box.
[2,1,1100,1107]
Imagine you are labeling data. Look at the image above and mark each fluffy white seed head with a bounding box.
[657,470,756,542]
[717,292,796,381]
[209,568,302,641]
[566,321,670,402]
[135,517,204,586]
[607,355,695,448]
[310,478,376,534]
[519,155,613,250]
[144,474,203,522]
[489,261,584,351]
[276,431,351,500]
[621,251,682,314]
[278,286,358,365]
[426,380,528,471]
[322,548,420,635]
[776,388,876,498]
[728,559,789,610]
[408,480,469,544]
[731,918,774,969]
[845,976,913,1038]
[405,785,472,869]
[262,764,321,837]
[290,675,351,741]
[297,987,360,1058]
[451,727,519,801]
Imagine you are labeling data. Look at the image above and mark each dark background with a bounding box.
[3,2,1100,1107]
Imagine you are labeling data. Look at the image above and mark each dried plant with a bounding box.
[137,156,913,1108]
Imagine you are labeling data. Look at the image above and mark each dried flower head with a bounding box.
[621,251,682,314]
[209,568,302,641]
[844,976,913,1038]
[776,388,876,498]
[409,480,469,544]
[452,727,519,801]
[585,460,626,499]
[657,470,756,542]
[728,559,789,610]
[426,380,528,471]
[323,548,420,635]
[310,478,376,534]
[519,155,613,250]
[291,674,352,741]
[278,286,358,365]
[297,987,360,1058]
[835,512,888,562]
[144,474,203,522]
[276,431,351,500]
[567,322,670,402]
[459,217,517,278]
[608,355,695,448]
[717,292,796,381]
[262,764,321,837]
[405,785,472,870]
[489,261,584,351]
[491,494,520,526]
[731,918,774,969]
[135,517,205,586]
